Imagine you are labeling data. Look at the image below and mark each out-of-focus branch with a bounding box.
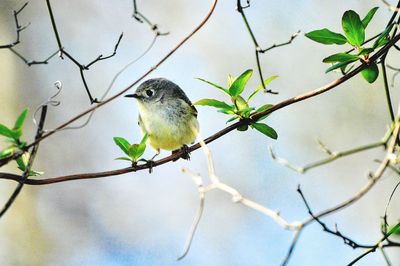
[280,111,400,265]
[177,137,300,260]
[270,127,392,174]
[381,0,400,12]
[301,111,400,226]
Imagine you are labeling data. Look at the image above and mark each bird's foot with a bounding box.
[138,155,157,173]
[172,145,191,161]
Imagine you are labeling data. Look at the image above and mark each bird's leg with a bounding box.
[172,145,191,161]
[138,152,159,173]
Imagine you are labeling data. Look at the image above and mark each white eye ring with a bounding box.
[145,89,154,97]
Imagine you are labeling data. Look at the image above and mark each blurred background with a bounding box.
[0,0,399,265]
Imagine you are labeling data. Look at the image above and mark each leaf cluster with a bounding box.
[195,69,278,139]
[113,133,148,163]
[305,7,393,83]
[0,109,42,176]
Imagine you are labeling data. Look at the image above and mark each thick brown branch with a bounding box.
[1,32,400,185]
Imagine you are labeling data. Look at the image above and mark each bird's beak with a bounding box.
[125,93,140,99]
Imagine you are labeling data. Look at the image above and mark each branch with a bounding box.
[0,2,29,49]
[132,0,169,36]
[347,222,400,265]
[45,0,125,103]
[1,31,400,182]
[298,186,375,249]
[270,128,391,174]
[236,0,300,93]
[176,136,300,260]
[301,113,400,226]
[9,47,59,66]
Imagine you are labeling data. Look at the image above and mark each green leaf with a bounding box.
[252,123,278,139]
[358,48,375,56]
[115,156,133,161]
[229,69,253,97]
[193,98,234,110]
[227,74,235,87]
[373,24,394,49]
[325,59,358,73]
[140,133,149,145]
[237,107,255,117]
[16,157,26,171]
[218,108,235,115]
[361,63,379,83]
[27,170,43,176]
[323,53,359,63]
[305,28,347,45]
[234,96,249,111]
[197,77,229,95]
[254,104,273,121]
[128,143,146,162]
[0,147,15,159]
[113,137,130,156]
[14,108,28,129]
[388,223,400,235]
[256,104,273,114]
[10,128,22,140]
[134,142,147,161]
[226,116,240,123]
[0,124,14,138]
[362,7,379,29]
[342,10,365,47]
[247,75,278,102]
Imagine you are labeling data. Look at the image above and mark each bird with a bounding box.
[125,78,199,161]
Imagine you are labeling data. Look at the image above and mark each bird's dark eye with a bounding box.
[145,89,153,97]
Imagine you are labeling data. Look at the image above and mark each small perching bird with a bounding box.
[125,78,199,160]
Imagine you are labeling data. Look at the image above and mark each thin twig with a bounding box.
[0,2,29,49]
[45,0,124,103]
[177,168,205,260]
[298,186,375,249]
[270,130,390,174]
[302,113,400,226]
[9,47,59,66]
[132,0,169,36]
[281,229,303,266]
[236,0,299,93]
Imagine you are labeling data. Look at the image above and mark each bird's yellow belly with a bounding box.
[139,108,199,151]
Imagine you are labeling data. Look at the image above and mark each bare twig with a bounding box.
[270,127,391,174]
[302,112,400,226]
[132,0,169,36]
[177,168,205,260]
[8,47,59,66]
[45,0,124,103]
[236,0,299,93]
[177,135,300,260]
[0,2,29,49]
[381,0,400,12]
[298,186,375,249]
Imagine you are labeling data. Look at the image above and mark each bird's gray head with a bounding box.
[125,78,192,105]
